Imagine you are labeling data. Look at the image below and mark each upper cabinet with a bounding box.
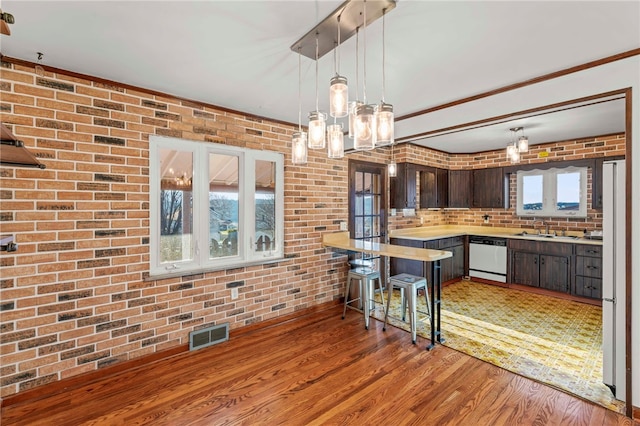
[472,167,506,208]
[448,169,472,208]
[420,167,448,209]
[390,162,417,209]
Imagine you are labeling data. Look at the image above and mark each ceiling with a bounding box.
[1,1,638,154]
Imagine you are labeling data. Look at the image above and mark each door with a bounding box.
[349,160,387,275]
[511,251,539,287]
[539,255,569,293]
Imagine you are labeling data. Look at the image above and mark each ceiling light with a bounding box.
[308,35,326,149]
[291,0,396,159]
[292,49,307,165]
[375,9,393,147]
[388,143,397,177]
[35,52,44,77]
[329,15,348,119]
[506,126,529,164]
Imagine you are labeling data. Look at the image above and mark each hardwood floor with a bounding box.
[1,305,635,425]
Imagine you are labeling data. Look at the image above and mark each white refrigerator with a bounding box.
[602,159,625,400]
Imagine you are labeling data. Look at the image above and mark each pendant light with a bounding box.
[517,127,529,153]
[327,122,344,158]
[308,34,326,149]
[353,1,376,151]
[388,143,397,177]
[292,48,308,165]
[375,9,394,147]
[348,28,363,140]
[329,14,348,118]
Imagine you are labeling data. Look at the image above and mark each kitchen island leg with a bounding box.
[427,259,444,350]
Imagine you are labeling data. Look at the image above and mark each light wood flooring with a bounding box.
[1,305,636,425]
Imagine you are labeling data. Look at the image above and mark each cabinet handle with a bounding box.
[540,257,545,265]
[534,257,537,265]
[586,250,599,254]
[586,265,599,270]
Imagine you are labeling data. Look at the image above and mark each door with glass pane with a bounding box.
[348,160,387,274]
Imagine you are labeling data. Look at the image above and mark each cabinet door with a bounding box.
[451,244,465,280]
[390,163,417,209]
[436,168,448,208]
[448,170,472,208]
[472,167,505,208]
[574,276,602,300]
[539,255,570,293]
[419,167,437,208]
[512,251,539,287]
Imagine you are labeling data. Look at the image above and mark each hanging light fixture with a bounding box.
[375,9,394,147]
[353,0,376,151]
[35,52,44,77]
[327,123,344,158]
[348,27,363,140]
[308,34,326,149]
[329,14,348,118]
[506,126,529,164]
[292,49,308,165]
[388,143,397,177]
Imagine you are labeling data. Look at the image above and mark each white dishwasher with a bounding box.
[468,236,507,282]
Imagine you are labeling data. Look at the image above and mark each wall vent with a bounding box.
[189,323,229,351]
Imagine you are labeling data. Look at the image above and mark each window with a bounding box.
[150,136,284,276]
[516,167,587,218]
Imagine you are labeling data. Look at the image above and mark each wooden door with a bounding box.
[512,251,539,287]
[539,255,570,293]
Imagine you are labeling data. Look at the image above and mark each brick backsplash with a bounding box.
[0,59,625,398]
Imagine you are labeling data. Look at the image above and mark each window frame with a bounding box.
[149,135,284,277]
[516,166,588,218]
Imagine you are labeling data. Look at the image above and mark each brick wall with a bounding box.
[0,60,361,397]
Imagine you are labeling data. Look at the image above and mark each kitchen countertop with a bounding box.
[322,232,453,261]
[389,225,603,246]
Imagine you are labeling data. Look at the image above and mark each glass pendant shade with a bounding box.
[348,100,363,139]
[327,123,344,159]
[518,136,529,152]
[291,131,308,165]
[506,143,520,164]
[388,159,397,177]
[308,111,326,149]
[329,75,348,118]
[375,103,394,146]
[353,104,376,151]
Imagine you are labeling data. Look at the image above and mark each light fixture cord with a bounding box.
[355,27,360,101]
[337,14,341,75]
[315,33,319,111]
[298,47,302,132]
[382,8,386,103]
[362,0,367,104]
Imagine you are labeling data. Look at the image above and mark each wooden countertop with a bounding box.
[388,225,603,246]
[322,232,452,262]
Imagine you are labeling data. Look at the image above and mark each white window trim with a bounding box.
[516,166,588,218]
[149,135,284,278]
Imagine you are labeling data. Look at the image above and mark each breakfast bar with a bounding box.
[322,232,453,350]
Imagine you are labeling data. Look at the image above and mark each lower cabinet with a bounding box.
[390,236,465,284]
[509,239,571,294]
[573,244,603,299]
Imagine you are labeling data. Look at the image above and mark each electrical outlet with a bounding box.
[231,288,239,300]
[340,221,348,231]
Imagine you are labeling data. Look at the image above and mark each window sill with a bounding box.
[145,256,286,282]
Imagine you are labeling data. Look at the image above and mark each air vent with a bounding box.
[189,323,229,351]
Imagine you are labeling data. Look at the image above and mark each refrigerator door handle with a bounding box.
[603,297,615,303]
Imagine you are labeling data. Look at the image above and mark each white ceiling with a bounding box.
[1,1,638,153]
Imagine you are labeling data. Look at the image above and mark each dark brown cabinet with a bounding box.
[573,244,603,299]
[472,167,505,208]
[390,236,464,284]
[420,167,448,208]
[508,239,572,294]
[390,163,417,209]
[448,169,472,208]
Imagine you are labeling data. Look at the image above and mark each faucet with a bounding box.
[533,220,546,235]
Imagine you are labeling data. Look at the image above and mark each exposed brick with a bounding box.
[76,105,109,117]
[77,259,110,269]
[98,354,128,369]
[128,297,155,308]
[18,374,58,392]
[94,135,126,146]
[35,118,73,131]
[95,192,126,200]
[1,370,36,387]
[58,309,94,321]
[38,242,75,252]
[58,290,93,301]
[95,173,126,183]
[1,301,15,311]
[95,248,126,258]
[141,100,167,110]
[78,350,110,364]
[141,335,167,347]
[96,319,127,332]
[111,325,141,338]
[18,335,57,350]
[36,78,74,92]
[39,341,76,356]
[169,283,193,292]
[77,315,111,327]
[61,345,94,360]
[95,229,126,238]
[93,118,125,128]
[271,303,286,311]
[1,329,36,344]
[93,99,125,111]
[226,281,244,288]
[155,111,181,121]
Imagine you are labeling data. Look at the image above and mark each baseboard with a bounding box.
[633,404,639,422]
[1,300,339,409]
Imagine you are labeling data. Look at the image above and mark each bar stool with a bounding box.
[383,273,430,344]
[342,266,385,330]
